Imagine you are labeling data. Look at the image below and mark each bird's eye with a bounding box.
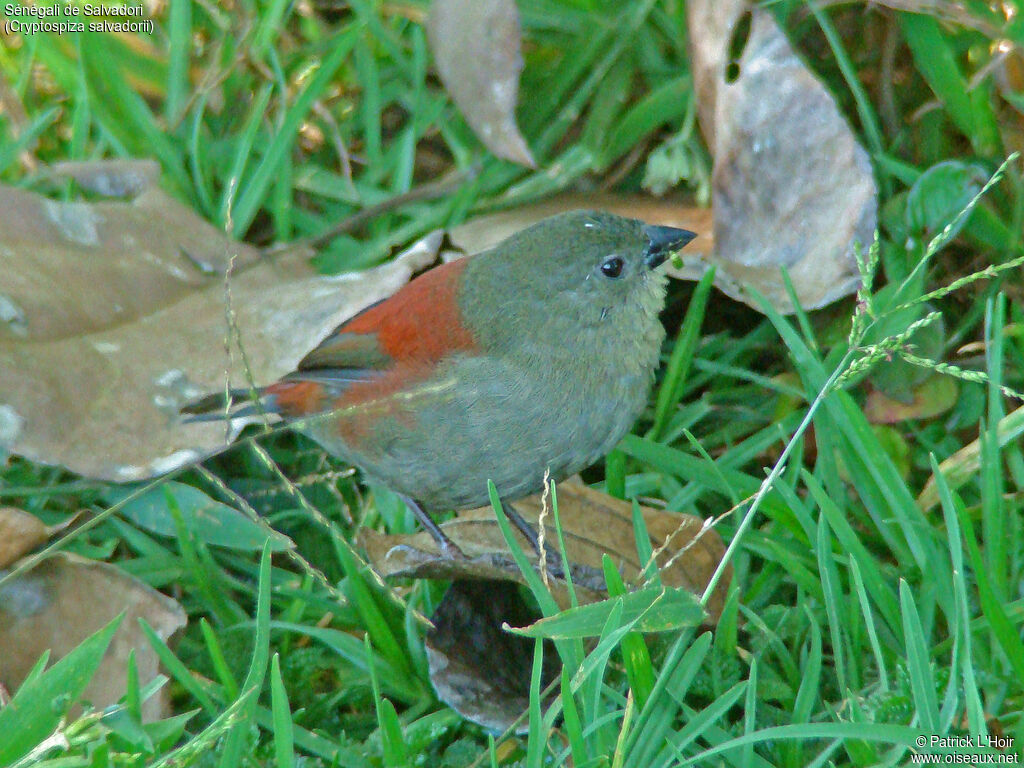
[600,256,624,278]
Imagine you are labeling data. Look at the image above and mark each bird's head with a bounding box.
[487,210,695,320]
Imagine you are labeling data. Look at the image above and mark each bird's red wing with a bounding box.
[267,258,479,418]
[296,257,478,375]
[185,260,479,421]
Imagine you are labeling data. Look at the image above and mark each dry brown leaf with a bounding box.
[427,0,535,167]
[51,159,162,198]
[360,480,730,619]
[0,179,440,481]
[685,0,877,312]
[424,580,558,734]
[0,184,259,343]
[0,553,186,720]
[362,480,728,732]
[0,507,47,568]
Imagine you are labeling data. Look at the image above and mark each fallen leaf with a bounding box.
[685,0,877,312]
[51,159,162,198]
[364,481,729,732]
[0,508,47,568]
[864,376,958,424]
[424,580,557,734]
[427,0,535,167]
[0,175,440,481]
[0,184,259,343]
[0,553,186,720]
[360,480,730,618]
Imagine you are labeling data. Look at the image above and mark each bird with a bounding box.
[184,210,697,559]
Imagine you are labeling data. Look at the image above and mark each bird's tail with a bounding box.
[180,387,280,423]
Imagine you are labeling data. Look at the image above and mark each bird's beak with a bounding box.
[643,224,698,268]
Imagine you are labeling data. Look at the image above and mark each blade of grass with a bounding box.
[899,579,939,732]
[525,639,547,768]
[232,28,359,235]
[898,11,1001,156]
[218,84,274,228]
[217,544,273,768]
[269,654,295,768]
[0,616,122,766]
[251,0,293,60]
[785,606,822,767]
[982,295,1007,599]
[625,630,706,766]
[658,680,746,763]
[165,0,191,123]
[603,556,655,708]
[807,1,885,161]
[605,449,626,499]
[815,514,848,693]
[741,657,758,768]
[140,619,219,714]
[268,622,422,704]
[0,107,57,175]
[847,558,890,691]
[935,456,1024,684]
[560,666,589,766]
[650,267,716,440]
[199,617,240,700]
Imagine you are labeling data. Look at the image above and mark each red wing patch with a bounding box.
[338,258,478,362]
[265,380,327,417]
[277,260,475,443]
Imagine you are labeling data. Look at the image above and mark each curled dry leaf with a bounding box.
[684,0,877,312]
[0,176,440,481]
[0,508,47,569]
[427,0,536,167]
[424,579,559,734]
[360,479,730,731]
[0,552,186,720]
[361,480,729,616]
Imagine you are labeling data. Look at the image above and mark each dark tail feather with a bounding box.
[180,388,279,423]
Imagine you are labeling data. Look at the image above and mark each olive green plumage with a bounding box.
[296,210,686,511]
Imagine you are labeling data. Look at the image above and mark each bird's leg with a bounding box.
[503,502,539,550]
[398,494,467,560]
[504,501,564,581]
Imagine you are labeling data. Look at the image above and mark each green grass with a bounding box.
[2,0,1024,766]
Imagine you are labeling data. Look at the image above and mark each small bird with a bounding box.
[185,210,696,558]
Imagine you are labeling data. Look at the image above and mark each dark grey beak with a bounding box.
[643,224,698,268]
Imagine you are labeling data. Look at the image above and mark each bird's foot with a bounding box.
[435,530,469,561]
